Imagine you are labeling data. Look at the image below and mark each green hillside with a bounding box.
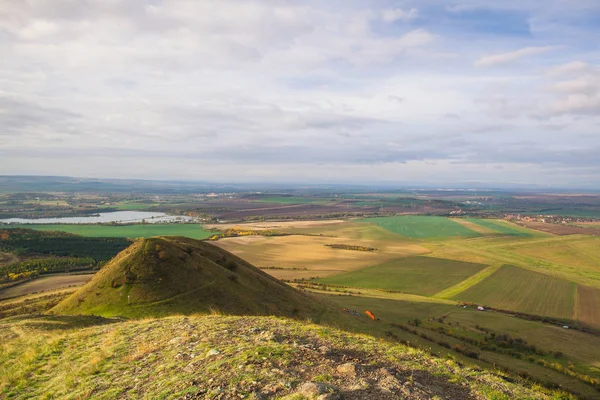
[51,237,326,319]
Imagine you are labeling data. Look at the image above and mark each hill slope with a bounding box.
[51,236,325,319]
[0,314,566,400]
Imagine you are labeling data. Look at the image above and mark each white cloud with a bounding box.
[381,8,418,23]
[0,0,598,186]
[474,46,558,67]
[547,61,593,77]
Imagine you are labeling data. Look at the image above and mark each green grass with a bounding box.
[464,219,537,237]
[316,256,487,296]
[0,224,214,239]
[454,265,576,319]
[360,216,480,239]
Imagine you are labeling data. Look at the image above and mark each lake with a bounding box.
[0,211,193,225]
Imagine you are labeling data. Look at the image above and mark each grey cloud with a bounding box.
[0,96,81,136]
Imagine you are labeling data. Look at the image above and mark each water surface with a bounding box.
[0,211,192,225]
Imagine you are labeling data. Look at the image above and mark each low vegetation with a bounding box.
[0,314,570,399]
[207,227,287,240]
[324,244,377,251]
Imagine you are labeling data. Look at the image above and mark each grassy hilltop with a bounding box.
[51,237,327,320]
[0,314,566,400]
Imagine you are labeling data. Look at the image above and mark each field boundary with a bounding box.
[433,263,502,299]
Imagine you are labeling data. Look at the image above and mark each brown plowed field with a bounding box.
[516,221,600,235]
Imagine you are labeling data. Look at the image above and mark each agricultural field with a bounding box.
[0,223,214,239]
[0,273,92,300]
[213,234,428,280]
[317,256,487,296]
[503,236,600,283]
[454,265,576,319]
[249,196,332,204]
[463,219,539,237]
[360,216,480,239]
[576,285,600,329]
[516,220,600,235]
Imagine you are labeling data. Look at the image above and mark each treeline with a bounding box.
[0,229,130,284]
[208,227,288,240]
[325,244,377,252]
[1,256,99,282]
[0,229,131,259]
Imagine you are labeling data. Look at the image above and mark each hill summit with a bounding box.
[51,236,325,319]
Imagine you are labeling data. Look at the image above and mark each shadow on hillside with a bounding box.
[5,314,120,331]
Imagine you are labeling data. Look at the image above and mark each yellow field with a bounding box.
[214,234,429,279]
[452,219,499,234]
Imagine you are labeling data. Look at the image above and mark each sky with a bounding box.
[1,0,600,188]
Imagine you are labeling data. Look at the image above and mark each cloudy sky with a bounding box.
[1,0,599,187]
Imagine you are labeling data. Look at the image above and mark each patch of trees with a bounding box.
[207,227,288,240]
[2,256,96,277]
[0,229,131,259]
[0,229,130,283]
[325,244,377,252]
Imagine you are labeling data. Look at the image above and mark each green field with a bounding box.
[454,265,576,319]
[0,224,214,239]
[360,216,480,239]
[464,219,537,237]
[576,284,600,329]
[317,256,486,296]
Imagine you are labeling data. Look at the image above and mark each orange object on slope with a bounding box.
[365,310,376,321]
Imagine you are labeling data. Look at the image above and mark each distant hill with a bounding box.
[51,237,326,319]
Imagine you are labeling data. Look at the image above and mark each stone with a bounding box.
[336,362,357,377]
[297,382,341,399]
[206,349,221,357]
